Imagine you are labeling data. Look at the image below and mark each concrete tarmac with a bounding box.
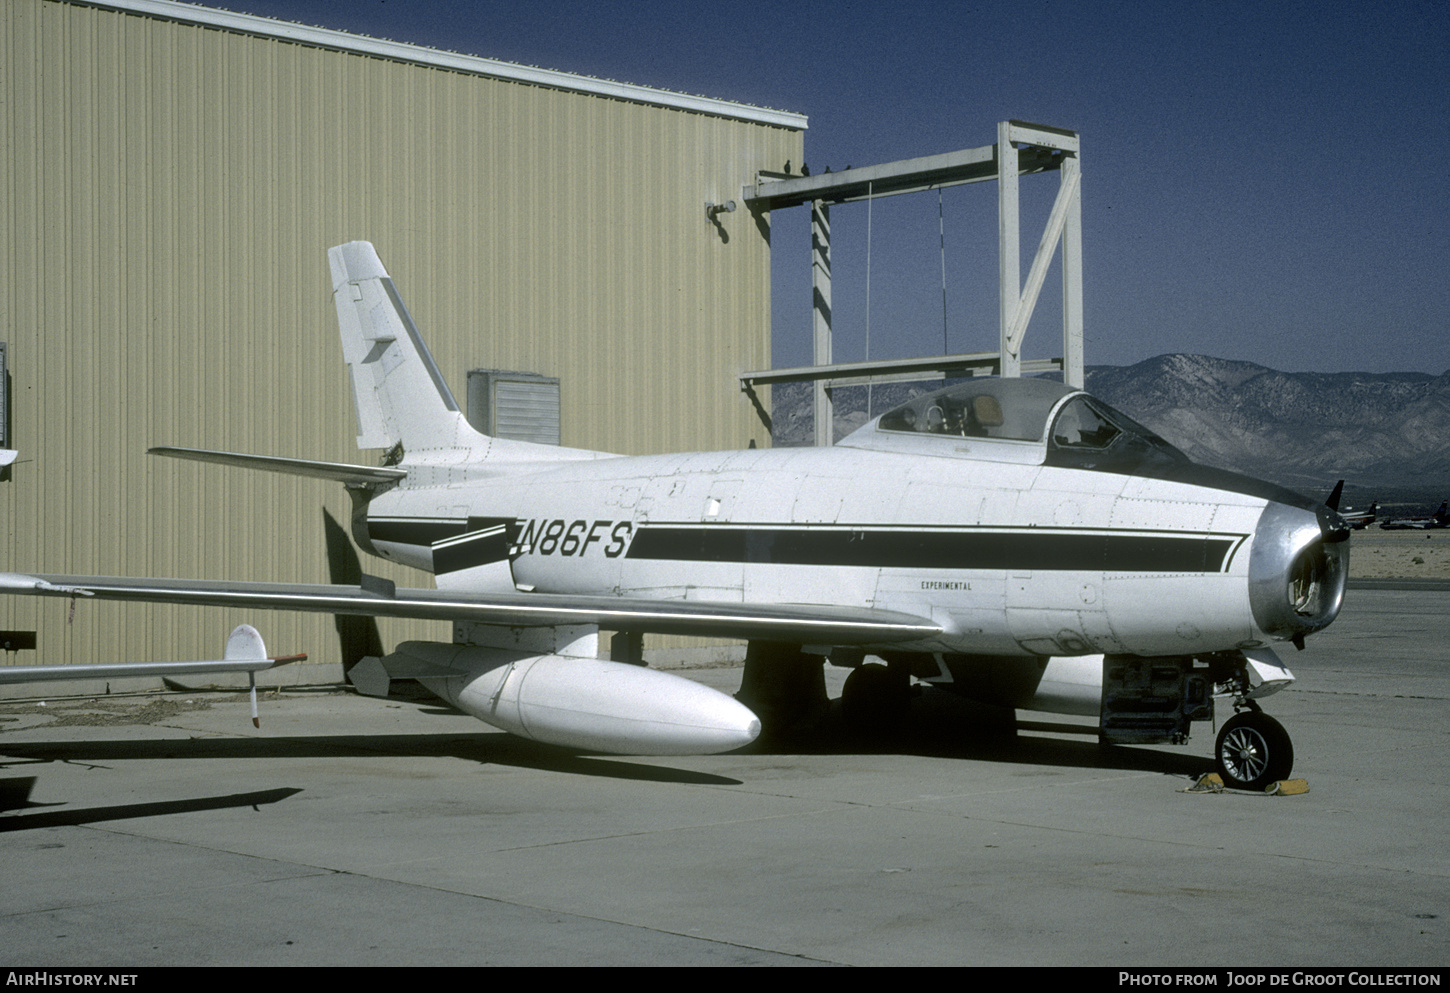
[1,588,1447,967]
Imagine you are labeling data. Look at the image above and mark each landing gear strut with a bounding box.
[1098,652,1298,789]
[1210,650,1297,789]
[840,662,912,734]
[735,641,828,739]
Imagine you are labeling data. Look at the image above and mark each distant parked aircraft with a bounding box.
[1341,502,1378,530]
[1379,502,1449,530]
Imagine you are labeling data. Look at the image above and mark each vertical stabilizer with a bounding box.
[329,241,482,455]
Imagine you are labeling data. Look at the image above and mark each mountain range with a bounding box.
[769,354,1450,510]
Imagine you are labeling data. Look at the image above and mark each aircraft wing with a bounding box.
[0,621,304,687]
[0,622,307,727]
[0,573,943,645]
[0,655,304,686]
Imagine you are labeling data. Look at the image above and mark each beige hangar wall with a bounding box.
[1,0,805,679]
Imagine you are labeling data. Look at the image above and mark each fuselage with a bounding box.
[355,379,1349,662]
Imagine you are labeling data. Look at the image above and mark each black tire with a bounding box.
[840,663,911,735]
[1215,712,1294,790]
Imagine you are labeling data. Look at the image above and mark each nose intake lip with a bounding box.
[1248,501,1349,642]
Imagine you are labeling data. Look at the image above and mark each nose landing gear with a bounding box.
[1214,707,1294,791]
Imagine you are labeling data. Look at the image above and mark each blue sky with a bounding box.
[209,0,1448,374]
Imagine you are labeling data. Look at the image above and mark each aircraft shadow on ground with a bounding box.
[752,691,1213,780]
[0,688,1212,785]
[0,780,302,832]
[0,732,748,786]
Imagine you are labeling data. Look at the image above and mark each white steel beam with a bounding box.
[999,122,1084,389]
[1004,166,1081,365]
[1061,155,1085,389]
[812,200,834,447]
[740,352,1063,387]
[998,121,1022,380]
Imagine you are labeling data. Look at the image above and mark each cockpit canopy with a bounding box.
[837,376,1338,526]
[875,377,1076,443]
[842,377,1189,469]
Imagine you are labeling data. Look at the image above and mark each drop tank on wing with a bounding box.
[355,641,760,755]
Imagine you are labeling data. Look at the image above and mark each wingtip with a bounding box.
[224,624,267,661]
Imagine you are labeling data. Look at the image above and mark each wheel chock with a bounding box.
[1265,778,1309,796]
[1180,773,1310,795]
[1181,772,1224,793]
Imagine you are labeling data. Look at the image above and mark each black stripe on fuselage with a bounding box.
[433,525,512,575]
[625,526,1245,573]
[367,518,466,546]
[368,517,520,574]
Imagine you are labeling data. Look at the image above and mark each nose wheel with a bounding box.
[1215,711,1294,790]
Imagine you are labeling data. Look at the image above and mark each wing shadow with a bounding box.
[0,786,302,832]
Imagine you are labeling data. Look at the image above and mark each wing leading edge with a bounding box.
[0,573,943,646]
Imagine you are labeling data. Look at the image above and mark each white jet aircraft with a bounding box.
[0,242,1350,790]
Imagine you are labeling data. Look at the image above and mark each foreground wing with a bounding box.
[0,623,305,726]
[0,573,942,645]
[0,655,304,685]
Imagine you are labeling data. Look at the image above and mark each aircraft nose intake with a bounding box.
[1247,501,1349,644]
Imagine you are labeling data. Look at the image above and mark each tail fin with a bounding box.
[329,241,482,456]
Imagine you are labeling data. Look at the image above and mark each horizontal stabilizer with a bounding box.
[149,447,406,486]
[0,573,943,645]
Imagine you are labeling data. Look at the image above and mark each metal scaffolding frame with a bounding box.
[741,121,1082,446]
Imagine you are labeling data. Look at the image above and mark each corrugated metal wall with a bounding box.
[1,0,803,677]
